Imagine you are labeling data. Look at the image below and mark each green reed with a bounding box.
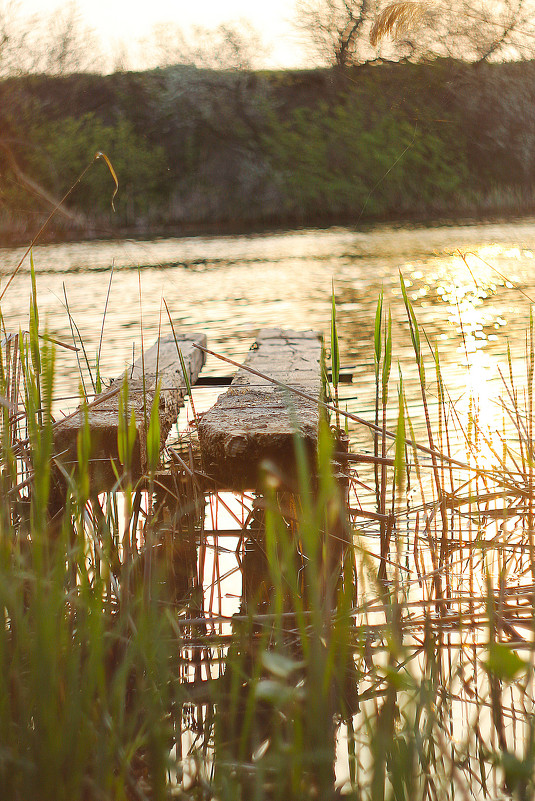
[0,278,183,800]
[2,265,535,800]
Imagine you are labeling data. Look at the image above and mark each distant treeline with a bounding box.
[1,59,535,243]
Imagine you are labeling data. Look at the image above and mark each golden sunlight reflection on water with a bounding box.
[1,220,535,455]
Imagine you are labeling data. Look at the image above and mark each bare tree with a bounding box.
[0,0,34,77]
[0,1,101,77]
[372,0,535,62]
[293,0,381,67]
[37,1,101,75]
[110,38,131,74]
[141,22,190,70]
[191,20,268,71]
[143,19,267,71]
[296,0,535,66]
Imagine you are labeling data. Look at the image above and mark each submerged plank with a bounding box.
[198,328,323,489]
[53,332,206,491]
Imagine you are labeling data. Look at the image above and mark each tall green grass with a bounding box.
[1,264,535,800]
[0,274,184,800]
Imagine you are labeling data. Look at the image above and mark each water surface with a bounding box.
[2,220,534,454]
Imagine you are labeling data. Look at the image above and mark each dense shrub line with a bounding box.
[1,59,534,241]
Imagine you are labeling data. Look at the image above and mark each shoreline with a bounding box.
[3,206,535,250]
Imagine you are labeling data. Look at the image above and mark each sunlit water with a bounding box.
[2,219,535,455]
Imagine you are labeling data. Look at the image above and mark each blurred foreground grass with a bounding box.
[2,266,535,800]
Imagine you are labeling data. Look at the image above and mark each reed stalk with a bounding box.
[2,264,535,799]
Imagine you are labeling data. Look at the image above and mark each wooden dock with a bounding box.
[197,328,323,489]
[47,325,354,771]
[53,332,206,490]
[52,327,324,494]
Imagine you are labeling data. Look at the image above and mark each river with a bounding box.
[3,220,535,795]
[1,219,535,455]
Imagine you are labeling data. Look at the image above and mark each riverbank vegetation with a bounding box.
[2,56,535,244]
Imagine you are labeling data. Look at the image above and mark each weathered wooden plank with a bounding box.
[197,328,323,490]
[53,332,206,490]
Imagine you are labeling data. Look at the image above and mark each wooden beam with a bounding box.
[197,328,323,490]
[53,332,206,491]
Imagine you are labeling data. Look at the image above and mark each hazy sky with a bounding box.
[18,0,308,69]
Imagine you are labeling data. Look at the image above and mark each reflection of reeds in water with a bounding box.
[3,263,535,800]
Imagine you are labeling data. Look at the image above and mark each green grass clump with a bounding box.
[0,276,183,800]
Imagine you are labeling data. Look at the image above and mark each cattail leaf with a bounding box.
[30,251,39,331]
[95,151,119,212]
[117,375,127,467]
[409,302,421,362]
[128,407,137,459]
[29,252,41,378]
[76,401,91,502]
[146,383,161,474]
[394,370,406,494]
[382,309,392,405]
[178,346,192,399]
[331,279,340,391]
[374,289,383,370]
[117,372,136,470]
[400,271,422,374]
[95,352,102,395]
